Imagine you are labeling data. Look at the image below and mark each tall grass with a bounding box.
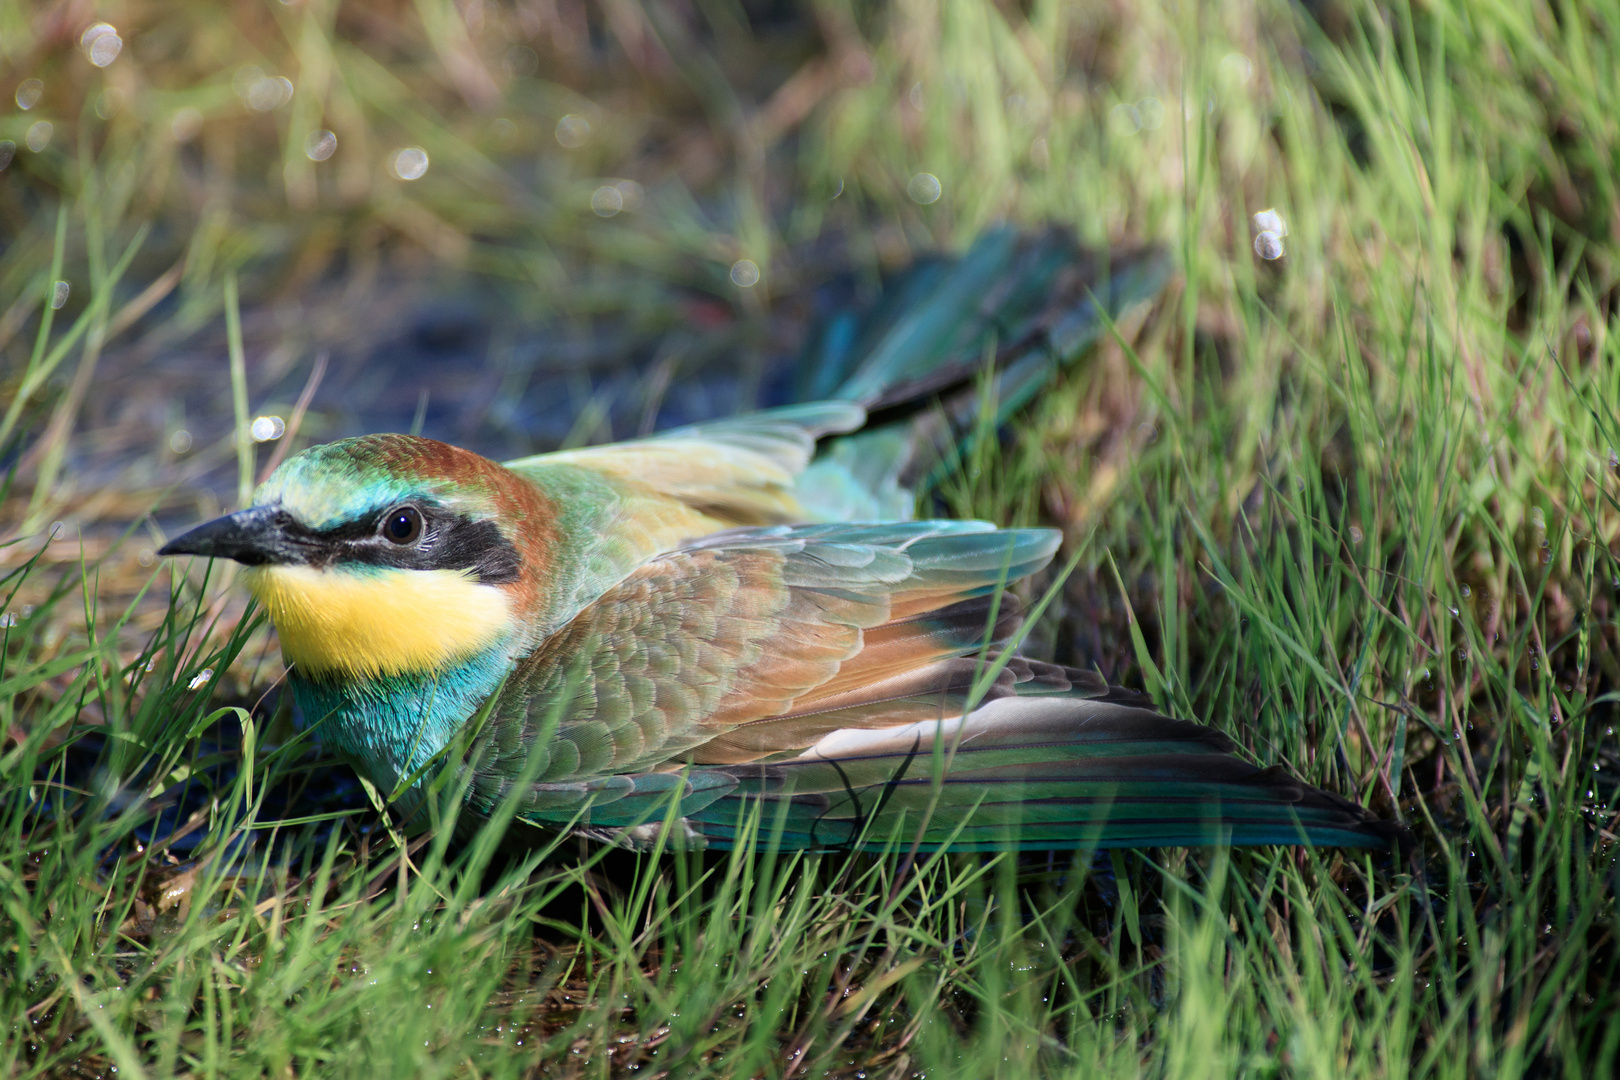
[3,0,1618,1076]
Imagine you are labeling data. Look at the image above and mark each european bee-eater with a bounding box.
[160,230,1403,852]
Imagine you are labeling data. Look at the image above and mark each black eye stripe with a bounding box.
[287,505,521,584]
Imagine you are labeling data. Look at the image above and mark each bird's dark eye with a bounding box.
[382,505,424,545]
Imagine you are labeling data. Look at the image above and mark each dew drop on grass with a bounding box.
[169,429,192,454]
[188,668,213,691]
[305,129,337,161]
[26,121,53,153]
[907,172,942,204]
[1220,52,1254,86]
[613,178,644,210]
[15,78,42,110]
[392,147,429,180]
[247,76,294,112]
[1254,230,1284,260]
[1349,525,1364,544]
[591,185,623,217]
[251,415,285,442]
[51,281,70,309]
[504,45,539,78]
[555,114,590,148]
[729,259,760,288]
[1460,583,1471,597]
[1252,208,1288,237]
[81,23,123,67]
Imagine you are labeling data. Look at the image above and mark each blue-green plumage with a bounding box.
[293,642,518,809]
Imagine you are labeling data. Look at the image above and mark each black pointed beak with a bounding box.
[159,505,310,566]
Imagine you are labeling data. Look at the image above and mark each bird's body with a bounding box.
[163,230,1403,852]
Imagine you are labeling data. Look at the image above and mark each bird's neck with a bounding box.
[291,645,515,812]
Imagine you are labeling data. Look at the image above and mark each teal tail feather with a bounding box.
[795,226,1170,522]
[677,696,1407,853]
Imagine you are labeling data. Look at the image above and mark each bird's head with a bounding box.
[161,434,552,681]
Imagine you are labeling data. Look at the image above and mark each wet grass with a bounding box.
[4,0,1620,1076]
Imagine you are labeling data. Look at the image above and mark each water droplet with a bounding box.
[25,121,53,153]
[246,75,295,112]
[1220,53,1254,86]
[51,281,70,309]
[504,45,539,79]
[1254,230,1284,260]
[828,175,844,200]
[81,23,123,67]
[1348,525,1364,544]
[251,416,285,442]
[591,184,624,217]
[0,141,13,171]
[392,147,429,180]
[1252,208,1288,237]
[188,668,214,691]
[907,172,942,204]
[15,78,43,110]
[137,548,155,567]
[1460,583,1471,597]
[729,259,760,288]
[555,114,590,149]
[613,178,644,210]
[1136,97,1165,130]
[169,429,192,454]
[304,129,337,161]
[0,613,16,629]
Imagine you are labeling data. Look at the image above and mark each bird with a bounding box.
[160,229,1404,853]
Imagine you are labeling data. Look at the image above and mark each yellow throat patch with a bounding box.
[244,565,513,679]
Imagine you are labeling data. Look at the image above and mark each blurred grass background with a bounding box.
[4,0,1620,1076]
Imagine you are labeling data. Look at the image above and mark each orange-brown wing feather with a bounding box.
[463,522,1060,814]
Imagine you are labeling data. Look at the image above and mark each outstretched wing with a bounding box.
[504,402,866,527]
[462,521,1061,825]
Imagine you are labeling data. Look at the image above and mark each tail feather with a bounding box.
[675,697,1405,852]
[795,228,1171,523]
